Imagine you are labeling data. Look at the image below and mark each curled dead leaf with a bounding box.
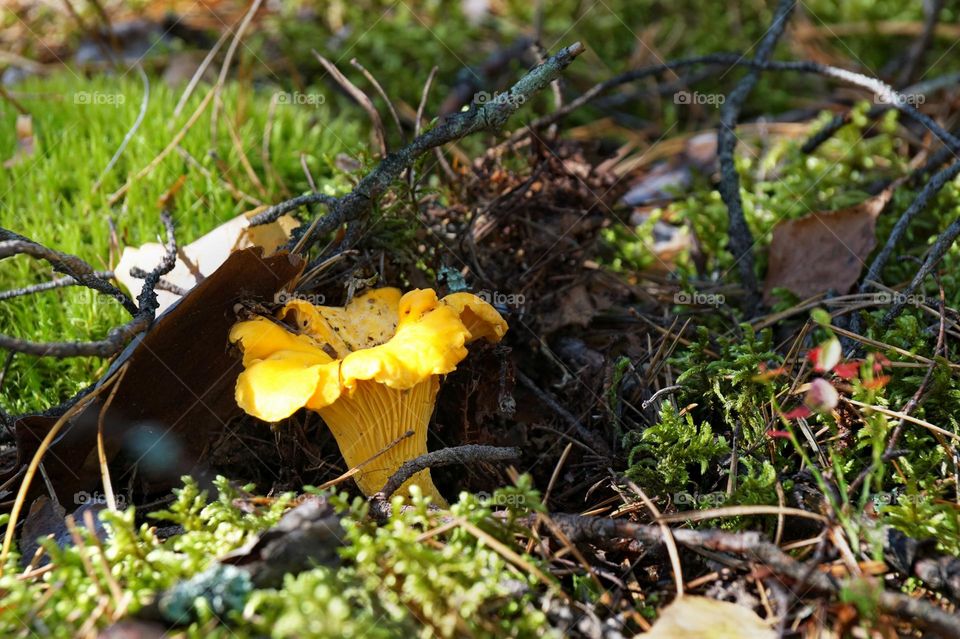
[763,189,892,305]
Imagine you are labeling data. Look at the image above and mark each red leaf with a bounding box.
[766,429,793,439]
[863,375,891,390]
[782,406,812,419]
[873,353,892,373]
[833,361,861,380]
[753,363,787,381]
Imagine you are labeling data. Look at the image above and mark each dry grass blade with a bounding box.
[657,505,828,524]
[315,430,414,490]
[625,479,685,597]
[846,398,960,442]
[458,519,565,599]
[96,363,128,512]
[314,51,387,156]
[0,378,110,573]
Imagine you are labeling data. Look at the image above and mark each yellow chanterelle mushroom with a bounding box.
[229,288,507,505]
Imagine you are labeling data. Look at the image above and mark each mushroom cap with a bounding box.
[229,319,341,423]
[252,288,509,403]
[228,287,508,500]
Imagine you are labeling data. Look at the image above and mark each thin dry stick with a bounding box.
[223,109,268,197]
[79,509,125,605]
[544,513,960,638]
[210,0,265,144]
[849,277,950,495]
[64,515,106,599]
[315,430,414,490]
[459,519,563,597]
[410,66,440,192]
[350,58,405,144]
[0,271,114,302]
[0,230,134,313]
[543,442,573,508]
[516,369,610,456]
[657,504,828,524]
[175,146,263,206]
[300,152,318,192]
[255,42,585,259]
[846,398,960,442]
[624,478,685,597]
[372,445,521,502]
[898,0,944,85]
[314,51,387,156]
[107,88,215,205]
[173,28,229,118]
[537,511,604,592]
[0,84,28,115]
[0,212,176,357]
[525,442,572,554]
[717,0,796,311]
[831,325,960,370]
[96,363,129,512]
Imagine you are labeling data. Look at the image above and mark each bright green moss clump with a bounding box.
[0,73,364,414]
[0,476,554,638]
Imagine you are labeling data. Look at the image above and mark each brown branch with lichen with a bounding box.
[250,42,586,258]
[368,445,522,520]
[0,213,176,358]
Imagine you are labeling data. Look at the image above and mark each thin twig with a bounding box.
[516,369,611,456]
[350,58,405,145]
[0,229,135,314]
[0,271,114,301]
[173,28,229,118]
[373,445,521,501]
[409,66,439,194]
[96,363,129,512]
[881,217,960,325]
[282,42,584,255]
[860,158,960,293]
[716,0,796,312]
[314,51,387,157]
[898,0,945,86]
[210,0,264,144]
[249,192,339,227]
[368,445,521,520]
[0,214,176,358]
[543,513,960,637]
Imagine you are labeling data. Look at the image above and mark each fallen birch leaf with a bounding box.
[116,209,299,315]
[763,189,892,305]
[644,596,776,639]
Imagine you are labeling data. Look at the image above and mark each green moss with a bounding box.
[0,72,364,414]
[0,476,554,638]
[624,402,730,493]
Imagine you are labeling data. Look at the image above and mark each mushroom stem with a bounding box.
[318,376,446,505]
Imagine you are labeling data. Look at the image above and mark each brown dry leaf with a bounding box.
[548,284,595,332]
[643,596,776,639]
[763,189,892,305]
[4,248,303,509]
